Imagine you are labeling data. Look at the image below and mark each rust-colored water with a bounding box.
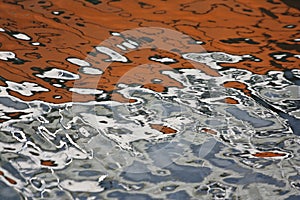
[0,0,299,103]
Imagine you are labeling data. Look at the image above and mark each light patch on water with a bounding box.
[67,57,91,67]
[6,81,49,96]
[195,41,204,44]
[52,84,63,88]
[69,88,105,95]
[292,69,300,78]
[0,51,16,61]
[95,46,129,62]
[52,11,60,15]
[273,54,287,59]
[30,42,41,46]
[290,110,300,118]
[127,39,139,46]
[60,177,106,192]
[111,32,121,36]
[182,52,243,69]
[150,56,177,63]
[261,85,300,101]
[116,44,127,51]
[81,67,103,75]
[122,41,137,49]
[53,95,62,99]
[12,33,31,41]
[110,31,140,50]
[36,68,80,80]
[152,78,162,83]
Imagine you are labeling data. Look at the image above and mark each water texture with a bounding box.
[0,0,299,199]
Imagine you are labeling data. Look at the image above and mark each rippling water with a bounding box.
[0,0,300,199]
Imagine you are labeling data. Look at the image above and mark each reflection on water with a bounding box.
[0,0,300,199]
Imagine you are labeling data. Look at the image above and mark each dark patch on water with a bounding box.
[107,191,153,200]
[86,0,102,5]
[167,190,191,200]
[281,0,300,10]
[220,38,260,44]
[0,97,28,110]
[226,107,274,128]
[0,182,21,200]
[251,94,300,136]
